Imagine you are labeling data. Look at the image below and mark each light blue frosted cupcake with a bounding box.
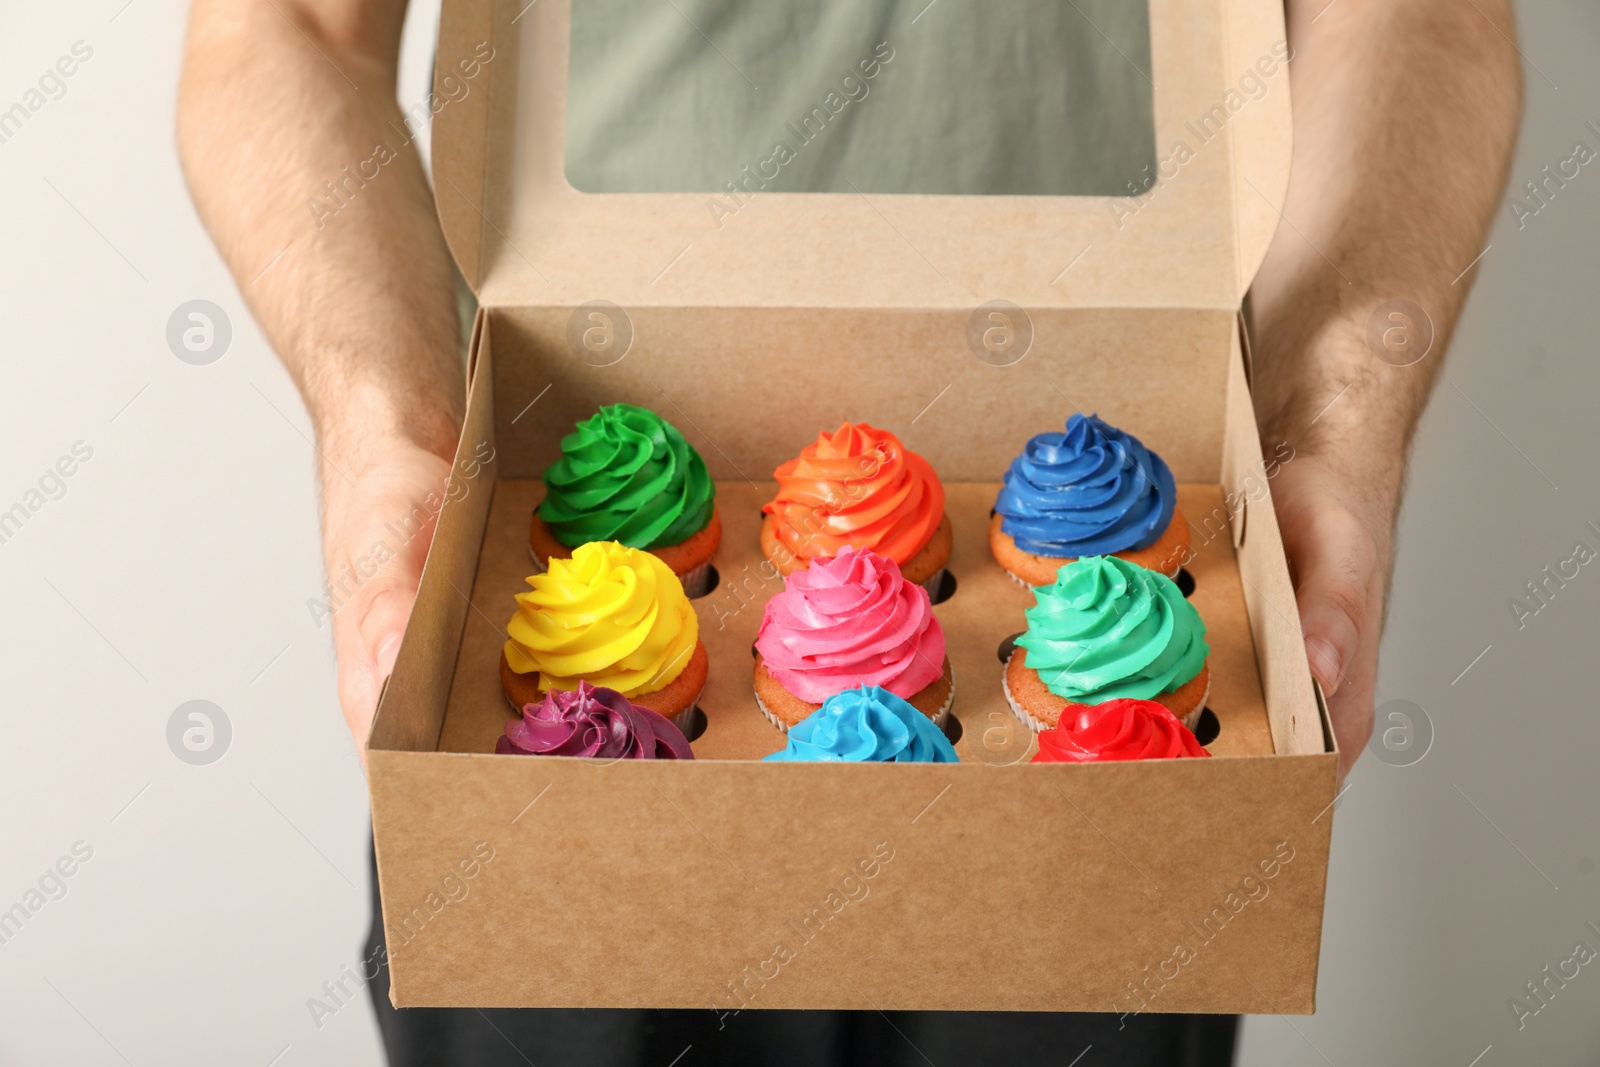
[764,685,959,763]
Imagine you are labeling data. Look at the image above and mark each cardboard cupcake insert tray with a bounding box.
[436,481,1275,762]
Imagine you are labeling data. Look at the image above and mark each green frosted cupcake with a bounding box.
[530,404,720,595]
[1002,555,1211,732]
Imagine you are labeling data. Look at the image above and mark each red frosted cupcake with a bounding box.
[1031,699,1210,762]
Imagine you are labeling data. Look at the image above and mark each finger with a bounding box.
[1298,568,1381,782]
[334,582,419,747]
[355,583,417,685]
[1297,577,1363,699]
[1281,502,1375,700]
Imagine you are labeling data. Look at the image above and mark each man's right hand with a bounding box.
[322,434,454,760]
[180,0,466,761]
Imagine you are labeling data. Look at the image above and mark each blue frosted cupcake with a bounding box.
[990,413,1190,585]
[764,686,959,763]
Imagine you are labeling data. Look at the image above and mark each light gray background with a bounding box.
[0,3,1593,1065]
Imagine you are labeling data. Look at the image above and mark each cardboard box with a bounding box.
[369,0,1338,1014]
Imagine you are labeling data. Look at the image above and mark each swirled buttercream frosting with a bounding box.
[497,681,694,759]
[1016,555,1206,703]
[764,686,958,763]
[539,404,715,549]
[755,547,945,703]
[995,413,1175,557]
[504,541,698,697]
[763,423,943,566]
[1031,698,1208,762]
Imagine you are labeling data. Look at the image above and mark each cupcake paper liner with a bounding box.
[670,690,705,735]
[756,668,956,736]
[1002,652,1208,735]
[753,689,788,733]
[917,567,949,599]
[676,560,714,599]
[1000,654,1047,734]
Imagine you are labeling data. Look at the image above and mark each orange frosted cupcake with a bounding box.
[760,422,950,593]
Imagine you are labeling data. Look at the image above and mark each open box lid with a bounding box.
[433,0,1292,315]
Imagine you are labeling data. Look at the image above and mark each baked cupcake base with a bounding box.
[752,653,954,732]
[987,509,1191,585]
[500,639,710,733]
[1002,647,1208,733]
[759,512,953,594]
[529,510,722,597]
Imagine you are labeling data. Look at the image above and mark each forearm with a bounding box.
[177,0,462,472]
[1253,0,1522,503]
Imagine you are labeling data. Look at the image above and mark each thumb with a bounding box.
[356,584,416,687]
[1296,577,1364,699]
[336,584,418,746]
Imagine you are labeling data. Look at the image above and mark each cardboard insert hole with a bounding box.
[1192,707,1221,747]
[677,705,708,743]
[1175,567,1196,598]
[997,631,1025,664]
[942,714,963,745]
[690,564,720,599]
[929,569,957,605]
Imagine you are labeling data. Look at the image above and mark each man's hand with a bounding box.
[1269,433,1390,781]
[1255,0,1521,778]
[322,438,453,752]
[179,0,464,761]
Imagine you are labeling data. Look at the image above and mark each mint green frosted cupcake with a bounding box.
[530,404,720,596]
[1002,555,1211,732]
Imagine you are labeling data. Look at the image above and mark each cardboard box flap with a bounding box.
[434,0,1292,311]
[1221,0,1296,299]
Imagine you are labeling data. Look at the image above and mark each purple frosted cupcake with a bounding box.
[497,680,694,759]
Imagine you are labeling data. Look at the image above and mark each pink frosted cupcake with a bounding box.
[752,546,953,731]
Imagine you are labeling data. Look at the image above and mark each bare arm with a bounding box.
[1255,0,1522,778]
[178,0,463,750]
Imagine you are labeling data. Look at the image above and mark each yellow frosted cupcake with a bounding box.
[501,541,707,728]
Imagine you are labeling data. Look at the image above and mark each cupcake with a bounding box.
[991,413,1190,584]
[753,546,952,731]
[1031,699,1209,763]
[1004,555,1209,732]
[761,422,950,594]
[501,541,707,729]
[764,686,959,763]
[498,681,695,759]
[532,404,720,596]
